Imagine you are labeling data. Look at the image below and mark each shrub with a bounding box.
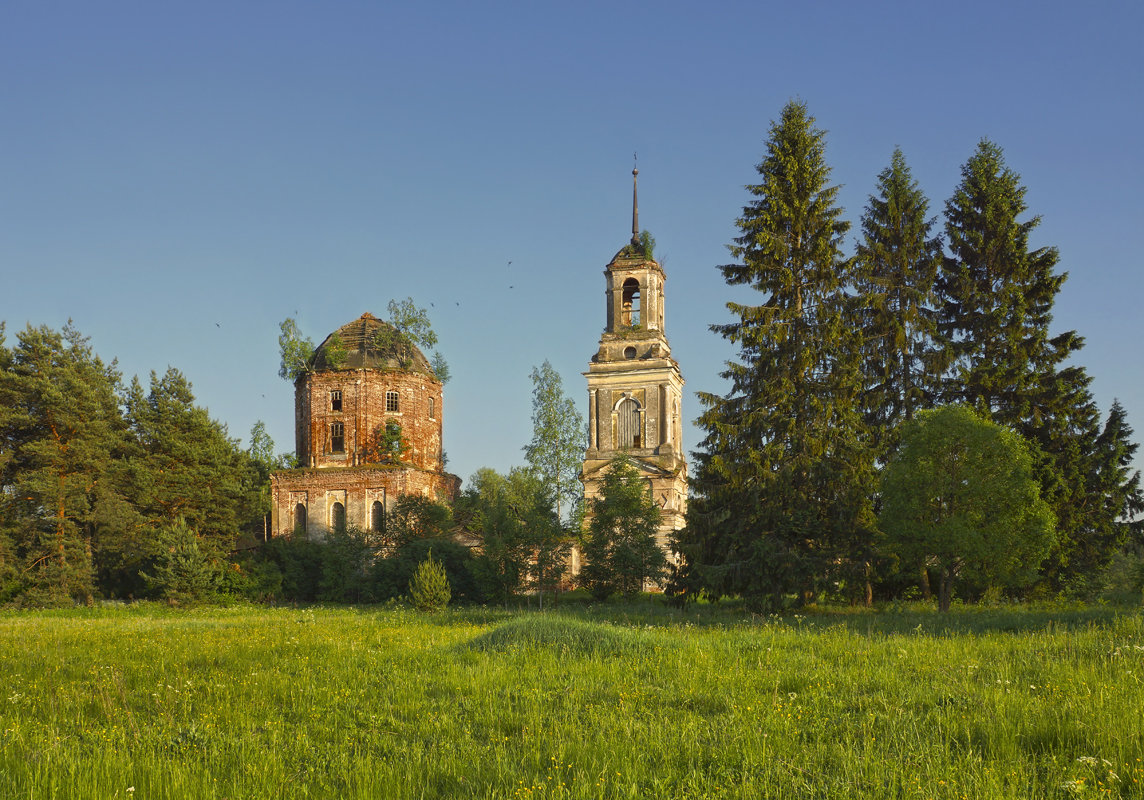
[409,549,451,612]
[372,538,483,604]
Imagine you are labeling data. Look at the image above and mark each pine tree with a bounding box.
[854,148,943,458]
[678,101,875,607]
[125,368,260,558]
[0,323,135,605]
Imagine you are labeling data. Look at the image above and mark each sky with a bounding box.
[3,1,1142,487]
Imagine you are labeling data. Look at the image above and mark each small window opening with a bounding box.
[331,422,345,453]
[331,390,342,412]
[331,502,346,532]
[386,390,400,413]
[621,278,641,326]
[293,503,307,535]
[429,396,435,419]
[623,346,637,359]
[371,500,385,533]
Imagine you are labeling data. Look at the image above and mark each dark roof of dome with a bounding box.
[310,312,434,375]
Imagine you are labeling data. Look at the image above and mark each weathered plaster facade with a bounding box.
[270,312,460,539]
[579,170,688,577]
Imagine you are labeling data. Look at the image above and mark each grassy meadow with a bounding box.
[2,601,1143,799]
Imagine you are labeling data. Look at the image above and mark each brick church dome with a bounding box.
[310,312,434,376]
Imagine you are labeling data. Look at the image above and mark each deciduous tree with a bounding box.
[277,318,314,381]
[523,360,584,522]
[880,406,1055,611]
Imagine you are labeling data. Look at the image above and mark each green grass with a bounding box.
[2,602,1143,798]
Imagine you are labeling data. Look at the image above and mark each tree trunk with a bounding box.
[57,470,69,595]
[938,567,953,613]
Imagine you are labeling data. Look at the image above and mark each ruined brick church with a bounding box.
[270,169,687,569]
[269,313,460,538]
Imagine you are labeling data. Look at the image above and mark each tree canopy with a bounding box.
[523,360,585,522]
[880,406,1055,611]
[580,456,665,599]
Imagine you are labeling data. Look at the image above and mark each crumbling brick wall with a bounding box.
[295,368,444,471]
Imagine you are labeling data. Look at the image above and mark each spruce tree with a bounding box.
[854,148,943,459]
[1041,400,1144,594]
[679,101,875,607]
[937,139,1080,425]
[409,549,451,612]
[937,139,1140,593]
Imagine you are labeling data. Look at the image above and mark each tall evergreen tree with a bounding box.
[937,139,1139,592]
[678,101,876,607]
[937,139,1081,425]
[0,323,135,605]
[1042,400,1144,594]
[854,148,943,458]
[125,368,260,558]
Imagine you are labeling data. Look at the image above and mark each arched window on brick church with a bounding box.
[621,278,641,326]
[331,502,346,532]
[616,397,642,449]
[386,391,400,413]
[371,500,385,533]
[293,503,307,536]
[330,422,345,453]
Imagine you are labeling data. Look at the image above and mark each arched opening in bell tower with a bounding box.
[616,397,642,449]
[621,278,641,326]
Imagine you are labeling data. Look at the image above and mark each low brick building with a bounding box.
[270,312,460,538]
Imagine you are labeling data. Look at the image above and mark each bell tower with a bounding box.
[581,168,688,568]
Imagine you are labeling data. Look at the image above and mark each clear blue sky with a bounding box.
[3,1,1141,486]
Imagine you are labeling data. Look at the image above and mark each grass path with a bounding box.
[1,603,1142,798]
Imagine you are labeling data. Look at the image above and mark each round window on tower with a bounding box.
[624,346,637,360]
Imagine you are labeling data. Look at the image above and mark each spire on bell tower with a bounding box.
[631,157,640,246]
[580,159,688,583]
